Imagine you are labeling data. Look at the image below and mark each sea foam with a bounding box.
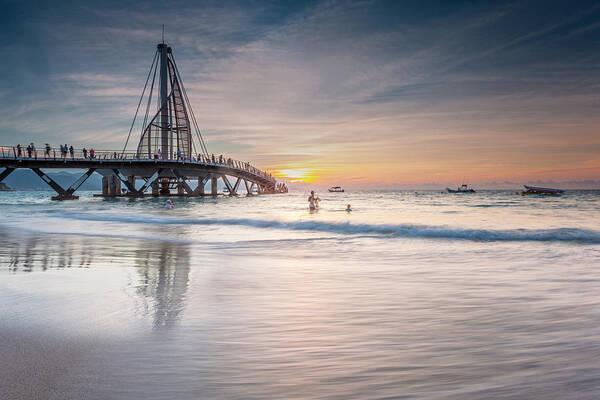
[43,210,600,244]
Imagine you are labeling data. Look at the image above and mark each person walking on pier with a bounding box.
[69,145,74,159]
[82,147,88,159]
[26,144,32,158]
[157,149,162,159]
[16,144,22,158]
[89,148,95,159]
[45,144,51,158]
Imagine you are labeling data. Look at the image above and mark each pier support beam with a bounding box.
[221,175,233,195]
[109,169,163,197]
[32,167,95,200]
[172,170,194,196]
[138,170,162,196]
[111,170,133,194]
[0,167,14,183]
[196,176,207,196]
[232,177,241,196]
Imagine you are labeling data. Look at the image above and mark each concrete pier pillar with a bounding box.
[197,177,205,196]
[160,178,170,195]
[177,182,185,196]
[109,175,120,195]
[127,176,135,194]
[151,181,159,196]
[102,176,109,195]
[211,176,218,196]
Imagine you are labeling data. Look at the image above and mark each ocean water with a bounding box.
[1,189,599,399]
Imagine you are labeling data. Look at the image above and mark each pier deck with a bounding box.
[0,147,284,200]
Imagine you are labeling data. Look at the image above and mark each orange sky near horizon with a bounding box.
[266,121,600,186]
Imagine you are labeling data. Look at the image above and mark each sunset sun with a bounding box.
[273,168,318,183]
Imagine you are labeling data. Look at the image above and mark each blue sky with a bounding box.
[1,0,599,186]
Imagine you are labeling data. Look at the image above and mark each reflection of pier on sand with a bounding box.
[0,228,191,329]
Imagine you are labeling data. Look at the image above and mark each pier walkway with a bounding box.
[0,146,284,200]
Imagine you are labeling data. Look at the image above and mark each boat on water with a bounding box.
[328,186,344,193]
[446,184,475,193]
[521,185,563,195]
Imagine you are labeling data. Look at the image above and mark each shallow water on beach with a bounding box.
[1,190,599,399]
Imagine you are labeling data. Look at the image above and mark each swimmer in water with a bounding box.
[308,190,320,210]
[346,204,352,212]
[164,200,175,210]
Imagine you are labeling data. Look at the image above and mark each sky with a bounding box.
[1,0,599,188]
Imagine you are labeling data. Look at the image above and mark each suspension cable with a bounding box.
[170,52,209,156]
[180,69,209,156]
[140,54,159,157]
[168,57,198,158]
[121,50,158,157]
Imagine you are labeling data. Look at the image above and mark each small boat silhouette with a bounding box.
[446,184,475,193]
[521,185,563,195]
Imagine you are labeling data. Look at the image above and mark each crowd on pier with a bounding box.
[15,143,98,160]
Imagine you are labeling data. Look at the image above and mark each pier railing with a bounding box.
[0,145,275,184]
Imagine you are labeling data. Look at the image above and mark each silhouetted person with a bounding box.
[45,144,51,158]
[69,145,74,158]
[16,144,21,158]
[82,147,87,159]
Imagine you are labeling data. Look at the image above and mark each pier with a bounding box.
[0,41,287,200]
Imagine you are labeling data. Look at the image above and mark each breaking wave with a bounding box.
[43,211,600,244]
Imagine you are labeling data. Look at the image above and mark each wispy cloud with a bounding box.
[0,0,598,184]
